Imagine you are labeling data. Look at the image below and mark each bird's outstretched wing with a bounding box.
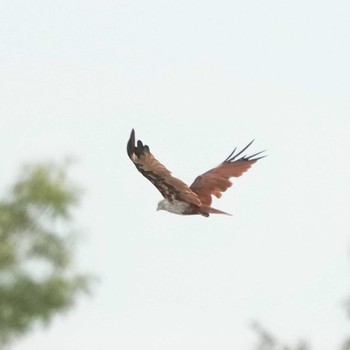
[127,129,201,206]
[189,141,265,206]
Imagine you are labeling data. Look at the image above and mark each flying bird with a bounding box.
[127,129,265,217]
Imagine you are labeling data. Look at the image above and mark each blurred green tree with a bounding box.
[252,281,350,349]
[0,161,91,347]
[252,322,310,350]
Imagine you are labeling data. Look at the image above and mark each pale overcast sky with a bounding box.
[1,0,350,349]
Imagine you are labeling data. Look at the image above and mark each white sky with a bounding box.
[1,0,350,349]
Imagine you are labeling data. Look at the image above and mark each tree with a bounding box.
[251,322,310,350]
[0,161,91,347]
[251,280,350,349]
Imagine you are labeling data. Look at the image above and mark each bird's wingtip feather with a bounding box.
[127,129,136,158]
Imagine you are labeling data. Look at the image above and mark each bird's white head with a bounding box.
[157,199,166,211]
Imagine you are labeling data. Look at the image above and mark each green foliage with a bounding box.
[342,339,350,350]
[252,322,310,350]
[252,287,350,349]
[0,161,91,347]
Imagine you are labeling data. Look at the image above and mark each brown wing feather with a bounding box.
[127,129,201,206]
[189,140,265,206]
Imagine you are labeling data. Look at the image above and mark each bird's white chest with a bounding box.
[162,199,190,215]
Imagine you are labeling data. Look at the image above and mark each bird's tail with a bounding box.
[202,207,232,216]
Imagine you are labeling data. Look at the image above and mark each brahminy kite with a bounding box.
[127,129,264,217]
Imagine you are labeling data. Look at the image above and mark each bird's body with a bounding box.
[127,129,264,217]
[157,199,191,215]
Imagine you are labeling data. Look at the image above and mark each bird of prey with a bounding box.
[127,129,264,217]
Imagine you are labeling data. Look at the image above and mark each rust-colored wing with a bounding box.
[189,141,265,206]
[127,129,201,206]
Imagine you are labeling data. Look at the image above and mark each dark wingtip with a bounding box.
[246,150,267,161]
[127,129,135,158]
[127,129,151,159]
[224,140,266,163]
